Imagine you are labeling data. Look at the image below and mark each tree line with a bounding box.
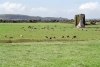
[0,19,100,25]
[0,19,74,23]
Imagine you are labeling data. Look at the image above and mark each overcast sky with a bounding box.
[0,0,100,19]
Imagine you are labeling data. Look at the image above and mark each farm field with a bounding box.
[0,41,100,67]
[0,23,100,67]
[0,23,100,43]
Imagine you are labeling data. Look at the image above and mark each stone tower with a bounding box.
[74,14,85,28]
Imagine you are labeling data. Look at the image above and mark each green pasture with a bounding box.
[0,41,100,67]
[0,23,100,42]
[0,23,100,67]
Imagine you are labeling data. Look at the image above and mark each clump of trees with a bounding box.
[85,19,100,25]
[90,21,96,25]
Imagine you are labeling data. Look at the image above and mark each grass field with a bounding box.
[0,23,100,43]
[0,41,100,67]
[0,23,100,67]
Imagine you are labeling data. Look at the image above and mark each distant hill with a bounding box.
[0,14,68,20]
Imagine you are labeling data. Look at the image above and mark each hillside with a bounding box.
[0,14,68,20]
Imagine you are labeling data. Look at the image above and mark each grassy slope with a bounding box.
[0,41,100,67]
[0,23,100,42]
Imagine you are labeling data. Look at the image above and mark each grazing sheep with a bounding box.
[45,36,48,38]
[53,37,56,39]
[23,29,26,31]
[34,28,37,29]
[62,36,64,38]
[50,28,54,31]
[67,35,69,38]
[9,36,13,39]
[72,36,76,39]
[20,27,24,29]
[20,35,23,37]
[28,26,31,28]
[50,37,52,39]
[5,35,7,37]
[28,26,33,29]
[22,27,24,28]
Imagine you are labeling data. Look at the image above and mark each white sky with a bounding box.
[0,0,100,19]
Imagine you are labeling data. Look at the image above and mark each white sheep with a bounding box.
[20,35,23,37]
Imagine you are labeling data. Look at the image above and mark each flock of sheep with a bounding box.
[20,25,77,40]
[4,24,77,40]
[4,24,100,41]
[45,35,76,40]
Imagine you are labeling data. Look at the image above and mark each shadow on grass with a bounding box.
[0,39,86,43]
